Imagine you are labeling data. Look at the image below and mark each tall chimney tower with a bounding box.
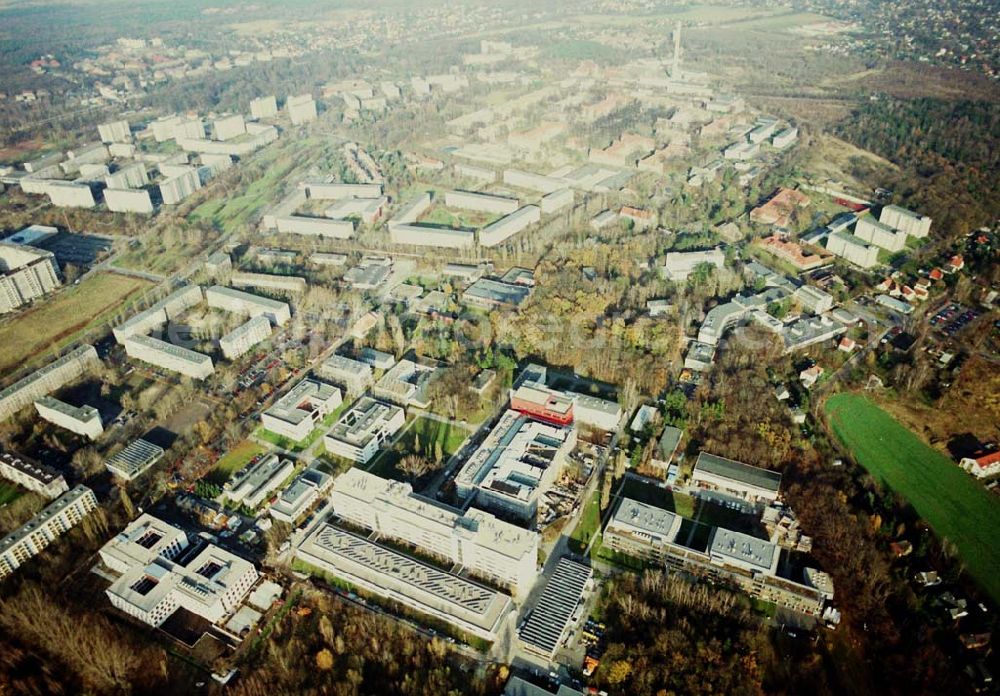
[672,21,682,78]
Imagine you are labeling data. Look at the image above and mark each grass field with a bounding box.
[568,489,602,554]
[208,441,265,485]
[0,272,151,374]
[0,482,22,507]
[366,416,470,480]
[826,393,1000,603]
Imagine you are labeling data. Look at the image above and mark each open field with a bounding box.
[825,393,1000,603]
[568,488,602,553]
[366,415,470,480]
[208,440,265,485]
[0,272,151,374]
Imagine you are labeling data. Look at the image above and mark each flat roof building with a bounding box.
[34,395,103,440]
[455,409,576,522]
[855,216,907,253]
[317,354,373,395]
[106,439,165,481]
[0,485,97,578]
[826,231,879,269]
[225,453,295,510]
[99,513,258,627]
[462,278,530,308]
[0,345,100,422]
[323,397,405,464]
[206,285,291,326]
[372,358,436,409]
[105,188,154,214]
[98,120,131,144]
[445,190,519,215]
[231,271,307,295]
[691,452,781,505]
[123,334,214,380]
[219,315,272,360]
[0,450,68,499]
[660,248,726,281]
[294,524,513,640]
[329,469,539,596]
[0,242,60,314]
[261,378,342,443]
[250,95,279,120]
[269,467,332,524]
[275,215,355,239]
[480,205,540,247]
[879,205,931,239]
[518,557,592,660]
[287,94,317,125]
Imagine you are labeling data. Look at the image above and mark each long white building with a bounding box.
[224,453,296,509]
[479,205,540,247]
[0,345,100,422]
[444,190,519,215]
[323,397,405,464]
[219,315,272,359]
[269,467,332,523]
[275,215,356,239]
[34,396,104,440]
[660,248,726,281]
[99,514,258,627]
[231,271,307,295]
[0,450,68,499]
[261,378,342,442]
[0,486,97,578]
[123,334,215,380]
[105,188,154,214]
[206,285,291,326]
[330,469,538,596]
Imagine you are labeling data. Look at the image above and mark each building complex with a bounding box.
[0,485,98,578]
[323,397,405,464]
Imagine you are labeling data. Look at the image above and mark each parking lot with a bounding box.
[929,302,979,337]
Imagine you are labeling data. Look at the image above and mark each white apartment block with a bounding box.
[105,162,148,190]
[224,453,295,509]
[34,396,104,440]
[112,285,204,343]
[159,168,202,205]
[444,190,519,216]
[795,285,834,314]
[454,163,496,183]
[0,345,100,422]
[287,94,317,125]
[879,205,931,239]
[98,119,131,144]
[219,315,272,359]
[250,95,279,120]
[206,285,291,326]
[540,188,574,215]
[213,114,246,141]
[0,451,68,499]
[105,188,154,214]
[502,169,564,194]
[330,469,538,597]
[0,486,97,578]
[0,242,61,313]
[303,182,383,200]
[854,216,907,252]
[46,181,97,208]
[826,231,879,269]
[261,378,342,442]
[99,514,258,627]
[123,334,215,380]
[275,215,356,239]
[324,197,386,225]
[231,271,307,295]
[479,205,540,247]
[454,409,577,521]
[323,397,405,464]
[390,224,475,249]
[317,354,373,394]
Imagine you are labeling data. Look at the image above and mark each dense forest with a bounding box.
[836,98,1000,236]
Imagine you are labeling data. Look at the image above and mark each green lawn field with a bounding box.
[825,393,1000,602]
[208,440,265,485]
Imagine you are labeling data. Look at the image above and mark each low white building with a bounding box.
[261,378,342,442]
[444,190,519,215]
[660,248,726,281]
[479,205,540,247]
[691,452,781,506]
[269,467,332,523]
[225,453,296,509]
[106,439,165,481]
[323,397,405,464]
[99,513,258,627]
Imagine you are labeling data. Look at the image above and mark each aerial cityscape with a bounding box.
[0,0,997,694]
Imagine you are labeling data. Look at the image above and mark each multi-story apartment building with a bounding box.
[123,334,215,380]
[323,397,405,464]
[0,242,61,313]
[219,315,272,359]
[0,450,68,498]
[0,486,97,578]
[34,396,104,440]
[261,378,342,442]
[0,345,100,421]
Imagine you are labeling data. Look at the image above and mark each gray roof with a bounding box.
[694,452,781,492]
[518,557,591,657]
[463,279,530,306]
[657,425,683,461]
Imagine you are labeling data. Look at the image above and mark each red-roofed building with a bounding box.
[929,268,944,281]
[960,449,1000,479]
[947,255,965,273]
[510,384,574,426]
[838,337,856,352]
